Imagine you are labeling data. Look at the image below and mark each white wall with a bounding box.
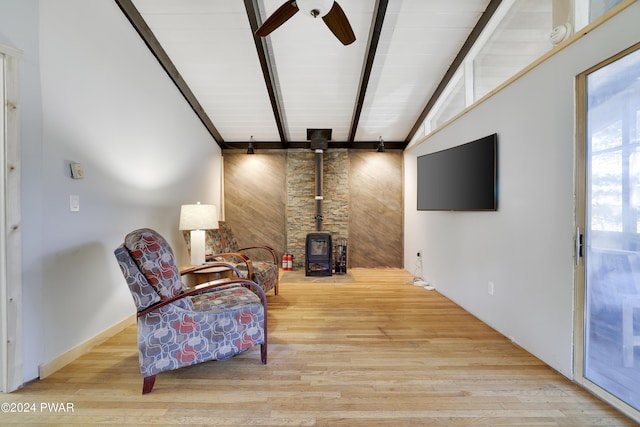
[404,3,640,378]
[1,0,223,382]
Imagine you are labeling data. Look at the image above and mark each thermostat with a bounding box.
[70,162,84,179]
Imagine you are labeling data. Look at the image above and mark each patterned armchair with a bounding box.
[114,228,267,394]
[184,221,279,295]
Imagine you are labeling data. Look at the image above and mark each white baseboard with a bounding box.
[38,315,136,379]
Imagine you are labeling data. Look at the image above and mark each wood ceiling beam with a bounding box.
[222,141,406,151]
[348,0,389,143]
[114,0,228,148]
[404,0,503,144]
[244,0,288,145]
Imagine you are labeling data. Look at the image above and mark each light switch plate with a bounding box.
[70,195,80,212]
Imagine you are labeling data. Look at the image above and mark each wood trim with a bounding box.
[0,43,23,59]
[573,70,587,384]
[1,46,24,392]
[348,0,389,143]
[222,140,407,150]
[244,0,288,144]
[38,315,136,379]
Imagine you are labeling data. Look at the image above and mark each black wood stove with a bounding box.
[304,128,334,277]
[305,233,332,276]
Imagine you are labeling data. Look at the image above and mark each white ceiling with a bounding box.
[126,0,494,148]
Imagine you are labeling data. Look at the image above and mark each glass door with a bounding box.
[577,44,640,420]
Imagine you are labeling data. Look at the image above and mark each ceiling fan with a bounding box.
[256,0,356,45]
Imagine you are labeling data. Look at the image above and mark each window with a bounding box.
[427,69,465,130]
[411,0,632,147]
[589,0,624,21]
[473,0,553,100]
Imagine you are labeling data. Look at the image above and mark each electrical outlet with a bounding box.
[488,281,495,295]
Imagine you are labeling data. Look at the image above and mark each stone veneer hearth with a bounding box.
[286,149,349,269]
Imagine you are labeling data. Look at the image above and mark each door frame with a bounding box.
[1,42,23,393]
[573,41,640,423]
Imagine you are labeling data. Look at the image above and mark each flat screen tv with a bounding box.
[417,133,497,211]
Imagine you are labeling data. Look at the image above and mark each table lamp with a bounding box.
[179,202,218,265]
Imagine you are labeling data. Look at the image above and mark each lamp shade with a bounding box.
[179,203,218,231]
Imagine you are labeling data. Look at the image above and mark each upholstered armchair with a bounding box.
[114,228,267,394]
[184,221,279,295]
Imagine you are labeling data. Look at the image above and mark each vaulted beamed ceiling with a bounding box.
[116,0,501,151]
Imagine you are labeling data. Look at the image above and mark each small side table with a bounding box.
[180,264,237,288]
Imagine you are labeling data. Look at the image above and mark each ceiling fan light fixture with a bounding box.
[296,0,334,18]
[256,0,355,45]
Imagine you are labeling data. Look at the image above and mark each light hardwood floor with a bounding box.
[2,269,635,426]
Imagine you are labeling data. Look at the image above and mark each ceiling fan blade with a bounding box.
[256,0,299,37]
[322,1,356,45]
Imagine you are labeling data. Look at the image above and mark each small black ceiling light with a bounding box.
[377,136,385,152]
[247,136,255,154]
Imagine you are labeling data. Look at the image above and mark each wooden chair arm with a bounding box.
[205,252,254,280]
[237,245,279,264]
[137,277,267,318]
[180,262,242,277]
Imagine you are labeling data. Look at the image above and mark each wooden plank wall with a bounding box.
[222,151,288,261]
[349,151,404,268]
[223,149,403,268]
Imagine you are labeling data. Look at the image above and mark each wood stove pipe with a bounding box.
[314,148,323,231]
[307,128,331,232]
